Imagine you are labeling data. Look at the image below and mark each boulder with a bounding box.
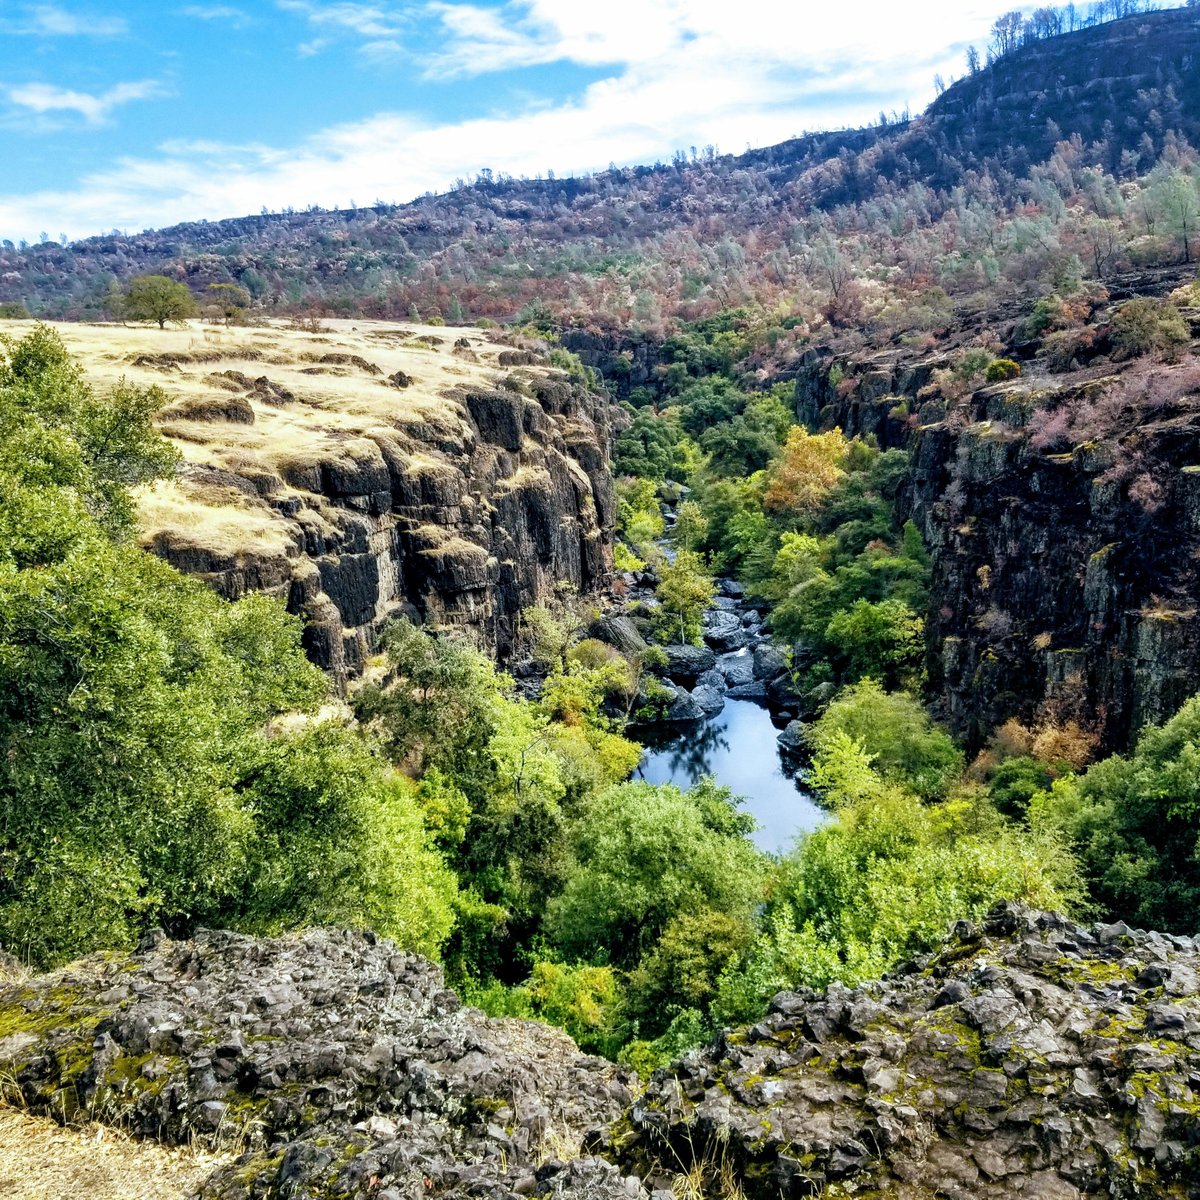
[661,644,717,687]
[727,681,769,700]
[753,642,790,681]
[767,673,801,708]
[719,578,746,598]
[621,902,1200,1198]
[777,719,806,756]
[691,685,726,715]
[704,609,750,653]
[718,652,756,687]
[663,684,705,722]
[589,614,648,657]
[695,667,727,693]
[0,927,637,1200]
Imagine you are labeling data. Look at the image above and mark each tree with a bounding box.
[1152,170,1200,264]
[672,499,709,552]
[0,327,457,965]
[205,282,251,326]
[655,549,716,644]
[823,598,925,690]
[764,426,849,515]
[806,679,963,801]
[545,779,763,967]
[1031,693,1200,932]
[989,10,1025,57]
[122,275,198,329]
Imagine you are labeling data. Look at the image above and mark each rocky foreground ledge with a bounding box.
[3,908,1200,1198]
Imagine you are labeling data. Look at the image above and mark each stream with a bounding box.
[629,576,825,855]
[637,692,824,854]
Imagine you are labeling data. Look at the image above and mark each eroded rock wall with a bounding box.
[796,328,1200,752]
[66,320,623,681]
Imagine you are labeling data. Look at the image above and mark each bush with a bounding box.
[1030,693,1200,931]
[545,779,763,967]
[985,358,1022,382]
[1112,297,1190,361]
[806,680,963,801]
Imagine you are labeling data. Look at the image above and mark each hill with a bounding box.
[4,8,1200,327]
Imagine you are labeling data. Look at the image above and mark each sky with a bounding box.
[0,0,1058,242]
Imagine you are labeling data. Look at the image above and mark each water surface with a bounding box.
[637,698,825,855]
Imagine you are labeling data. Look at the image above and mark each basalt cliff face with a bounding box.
[36,321,616,679]
[796,279,1200,753]
[4,906,1200,1198]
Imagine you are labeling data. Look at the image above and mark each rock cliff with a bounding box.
[4,907,1200,1197]
[795,283,1200,752]
[32,320,616,679]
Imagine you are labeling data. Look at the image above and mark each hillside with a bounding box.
[4,9,1200,327]
[10,318,615,677]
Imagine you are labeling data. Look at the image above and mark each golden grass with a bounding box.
[136,480,298,559]
[4,317,530,564]
[0,1107,227,1200]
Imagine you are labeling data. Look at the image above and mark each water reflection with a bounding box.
[636,698,825,856]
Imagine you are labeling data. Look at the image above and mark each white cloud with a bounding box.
[6,79,164,126]
[182,5,252,28]
[277,1,406,43]
[0,0,1058,239]
[4,4,127,36]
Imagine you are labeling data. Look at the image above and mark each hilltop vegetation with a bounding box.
[5,6,1200,347]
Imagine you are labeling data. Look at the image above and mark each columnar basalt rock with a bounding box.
[41,321,618,682]
[796,309,1200,752]
[5,908,1200,1197]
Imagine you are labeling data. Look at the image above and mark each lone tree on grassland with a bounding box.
[122,275,198,329]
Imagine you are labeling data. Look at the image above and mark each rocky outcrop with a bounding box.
[796,315,1200,752]
[104,322,618,681]
[0,927,637,1200]
[621,904,1200,1198]
[906,377,1200,751]
[6,907,1200,1197]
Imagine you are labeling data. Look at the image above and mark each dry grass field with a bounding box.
[3,317,532,563]
[0,1108,229,1200]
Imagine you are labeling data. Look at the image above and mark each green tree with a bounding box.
[806,679,963,800]
[0,327,455,966]
[1,324,180,536]
[655,549,716,644]
[205,282,251,325]
[1031,694,1200,931]
[823,597,925,690]
[712,737,1080,1020]
[546,778,763,967]
[122,274,198,329]
[672,499,709,552]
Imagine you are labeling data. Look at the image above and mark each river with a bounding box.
[636,697,825,856]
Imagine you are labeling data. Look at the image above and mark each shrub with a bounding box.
[806,679,963,801]
[1111,297,1190,361]
[545,779,763,967]
[985,358,1022,382]
[1030,693,1200,931]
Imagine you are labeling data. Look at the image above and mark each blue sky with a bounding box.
[0,1,1052,241]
